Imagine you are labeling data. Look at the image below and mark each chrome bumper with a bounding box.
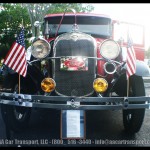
[0,92,150,110]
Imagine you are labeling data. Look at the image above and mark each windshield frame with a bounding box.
[43,14,112,38]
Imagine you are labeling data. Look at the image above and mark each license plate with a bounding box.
[60,56,88,71]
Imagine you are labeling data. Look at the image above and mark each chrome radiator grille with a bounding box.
[53,32,97,96]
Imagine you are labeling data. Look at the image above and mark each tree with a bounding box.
[23,3,94,37]
[0,3,94,59]
[23,3,53,37]
[47,3,94,13]
[0,3,31,59]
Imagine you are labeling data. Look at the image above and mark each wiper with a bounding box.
[55,8,76,38]
[90,33,111,38]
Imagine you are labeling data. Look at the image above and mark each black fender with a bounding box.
[123,60,150,77]
[135,60,150,77]
[113,59,150,96]
[25,64,45,94]
[113,73,146,97]
[2,64,44,94]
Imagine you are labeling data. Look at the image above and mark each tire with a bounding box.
[1,104,31,132]
[1,75,32,132]
[123,75,145,133]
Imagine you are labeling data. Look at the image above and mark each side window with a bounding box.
[113,22,144,46]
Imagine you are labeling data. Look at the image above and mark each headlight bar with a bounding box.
[28,56,122,65]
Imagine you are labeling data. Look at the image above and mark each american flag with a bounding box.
[3,28,27,77]
[126,34,136,79]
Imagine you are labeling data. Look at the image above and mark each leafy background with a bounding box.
[0,3,94,60]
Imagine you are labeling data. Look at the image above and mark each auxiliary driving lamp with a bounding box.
[41,78,56,93]
[93,78,108,93]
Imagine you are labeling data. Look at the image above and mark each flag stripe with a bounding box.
[8,44,22,68]
[128,47,136,62]
[13,48,26,72]
[126,34,136,79]
[127,53,136,75]
[3,28,27,77]
[16,55,26,73]
[127,54,135,73]
[12,47,25,70]
[19,60,26,76]
[4,43,18,65]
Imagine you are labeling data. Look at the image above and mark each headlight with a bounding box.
[100,39,120,59]
[31,38,50,59]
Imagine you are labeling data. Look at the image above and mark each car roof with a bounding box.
[44,12,111,20]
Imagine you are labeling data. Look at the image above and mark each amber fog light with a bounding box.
[93,78,108,93]
[41,78,56,93]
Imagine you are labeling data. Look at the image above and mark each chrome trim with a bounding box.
[29,56,122,65]
[31,38,51,59]
[104,62,116,74]
[100,39,121,60]
[52,32,97,96]
[0,92,150,110]
[55,89,95,97]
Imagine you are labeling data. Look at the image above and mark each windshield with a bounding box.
[44,15,112,38]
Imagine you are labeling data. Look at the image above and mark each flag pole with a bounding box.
[126,27,129,98]
[126,27,136,98]
[19,74,20,94]
[127,78,129,97]
[18,17,24,94]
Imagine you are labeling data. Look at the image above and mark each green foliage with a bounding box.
[0,3,31,31]
[47,3,94,14]
[0,3,31,58]
[0,3,94,59]
[23,3,94,37]
[0,44,9,59]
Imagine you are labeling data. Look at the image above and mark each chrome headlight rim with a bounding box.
[104,62,117,74]
[31,38,51,59]
[100,39,120,60]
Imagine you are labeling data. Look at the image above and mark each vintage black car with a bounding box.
[0,10,150,134]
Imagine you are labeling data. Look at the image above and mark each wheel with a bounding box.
[1,75,32,132]
[1,104,31,133]
[123,75,145,133]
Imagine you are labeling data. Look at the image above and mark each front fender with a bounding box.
[135,60,150,77]
[122,47,150,77]
[124,60,150,77]
[25,64,45,94]
[2,64,44,94]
